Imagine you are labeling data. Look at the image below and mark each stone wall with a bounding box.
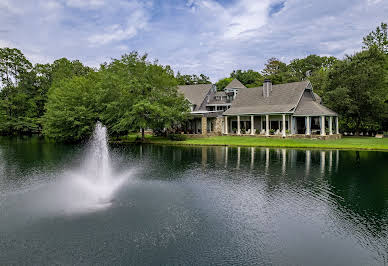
[214,117,223,135]
[201,117,207,135]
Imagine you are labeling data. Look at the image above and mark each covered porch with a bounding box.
[223,114,340,137]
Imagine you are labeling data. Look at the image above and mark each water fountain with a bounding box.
[2,122,134,219]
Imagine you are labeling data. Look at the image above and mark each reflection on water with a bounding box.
[0,139,387,265]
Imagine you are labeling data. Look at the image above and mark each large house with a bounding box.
[178,79,339,138]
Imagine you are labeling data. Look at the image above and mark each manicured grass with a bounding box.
[114,135,388,151]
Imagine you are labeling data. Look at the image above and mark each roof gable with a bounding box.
[225,79,246,89]
[177,84,213,111]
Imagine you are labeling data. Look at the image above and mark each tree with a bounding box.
[261,57,297,84]
[288,55,338,80]
[0,48,32,88]
[99,52,190,141]
[230,69,264,88]
[363,22,388,54]
[215,77,233,91]
[176,72,211,85]
[42,72,103,142]
[324,46,388,134]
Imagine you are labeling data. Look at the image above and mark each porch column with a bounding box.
[265,115,270,136]
[320,115,326,136]
[282,114,286,137]
[329,116,333,135]
[201,116,207,135]
[290,116,294,135]
[224,116,228,135]
[306,116,311,135]
[237,115,241,135]
[251,115,254,135]
[335,116,339,134]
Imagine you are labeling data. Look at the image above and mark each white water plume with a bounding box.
[2,122,134,219]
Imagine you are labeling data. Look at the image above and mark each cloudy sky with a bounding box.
[0,0,387,81]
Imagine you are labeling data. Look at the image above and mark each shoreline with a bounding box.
[111,135,388,152]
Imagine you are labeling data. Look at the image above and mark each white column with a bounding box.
[329,116,333,135]
[335,117,339,134]
[305,116,310,135]
[321,115,326,136]
[224,116,228,135]
[265,115,270,136]
[237,116,241,135]
[251,115,254,135]
[282,114,286,137]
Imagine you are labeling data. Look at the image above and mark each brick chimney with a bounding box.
[263,79,272,98]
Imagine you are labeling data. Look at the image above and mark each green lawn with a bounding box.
[114,135,388,151]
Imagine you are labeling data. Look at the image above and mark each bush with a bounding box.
[255,129,261,134]
[269,129,275,135]
[168,134,187,141]
[241,128,246,134]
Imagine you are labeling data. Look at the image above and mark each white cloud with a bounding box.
[0,0,387,81]
[87,2,149,46]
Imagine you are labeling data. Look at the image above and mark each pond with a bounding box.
[0,135,387,265]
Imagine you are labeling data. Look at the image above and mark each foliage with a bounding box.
[99,52,190,141]
[175,72,211,85]
[324,46,388,134]
[363,22,388,54]
[230,69,264,88]
[167,134,187,141]
[215,77,233,91]
[42,73,102,142]
[261,57,298,84]
[0,47,32,88]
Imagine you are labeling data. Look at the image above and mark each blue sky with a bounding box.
[0,0,387,81]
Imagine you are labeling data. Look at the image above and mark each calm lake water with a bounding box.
[0,137,387,265]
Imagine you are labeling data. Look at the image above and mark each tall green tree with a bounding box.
[175,72,211,85]
[215,77,233,91]
[42,72,103,142]
[261,57,297,84]
[324,46,388,134]
[230,69,264,88]
[363,22,388,54]
[0,48,32,88]
[100,52,190,141]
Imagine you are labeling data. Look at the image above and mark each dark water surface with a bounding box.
[0,138,387,265]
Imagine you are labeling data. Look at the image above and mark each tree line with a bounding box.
[0,51,190,141]
[0,23,387,141]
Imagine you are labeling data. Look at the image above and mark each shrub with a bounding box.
[241,128,246,134]
[255,129,261,134]
[269,129,275,135]
[168,134,187,141]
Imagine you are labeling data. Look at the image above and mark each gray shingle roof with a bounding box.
[178,84,212,111]
[294,91,337,116]
[225,79,246,89]
[224,81,309,115]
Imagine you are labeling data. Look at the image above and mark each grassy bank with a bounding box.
[113,135,388,151]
